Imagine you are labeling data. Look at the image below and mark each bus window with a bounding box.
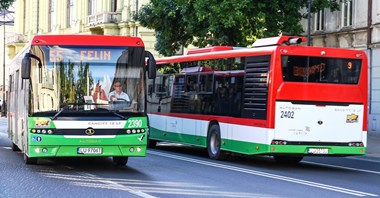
[282,55,361,84]
[186,75,198,92]
[199,74,213,93]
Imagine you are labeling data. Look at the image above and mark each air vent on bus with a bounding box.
[242,55,270,120]
[252,36,306,48]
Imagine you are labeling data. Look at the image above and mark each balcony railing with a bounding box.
[6,34,24,44]
[87,12,121,26]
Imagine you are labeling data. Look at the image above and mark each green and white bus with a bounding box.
[8,34,156,165]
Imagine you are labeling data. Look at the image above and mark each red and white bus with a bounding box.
[147,36,368,163]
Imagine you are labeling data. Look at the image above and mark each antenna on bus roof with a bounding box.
[252,36,306,48]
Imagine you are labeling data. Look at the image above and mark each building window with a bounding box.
[67,0,74,27]
[88,0,96,15]
[111,0,117,12]
[342,0,353,27]
[314,9,325,31]
[49,0,55,32]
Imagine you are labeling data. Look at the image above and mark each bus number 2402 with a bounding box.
[280,111,294,119]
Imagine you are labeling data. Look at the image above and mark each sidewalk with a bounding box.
[365,132,380,160]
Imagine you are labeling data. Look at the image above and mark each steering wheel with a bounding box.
[116,98,127,102]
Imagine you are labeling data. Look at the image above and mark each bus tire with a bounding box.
[12,142,21,151]
[23,153,38,165]
[207,124,227,160]
[273,156,303,164]
[147,139,157,148]
[113,157,128,166]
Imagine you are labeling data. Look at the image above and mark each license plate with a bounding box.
[77,147,102,154]
[308,148,328,154]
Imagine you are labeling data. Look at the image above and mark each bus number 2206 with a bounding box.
[280,111,294,119]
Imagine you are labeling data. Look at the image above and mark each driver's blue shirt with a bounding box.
[109,91,130,102]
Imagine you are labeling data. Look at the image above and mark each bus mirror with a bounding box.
[21,53,31,79]
[146,51,156,79]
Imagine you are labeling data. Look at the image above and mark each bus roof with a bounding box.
[157,45,367,65]
[30,34,144,47]
[157,47,275,65]
[156,36,367,65]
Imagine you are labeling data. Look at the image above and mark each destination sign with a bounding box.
[47,47,126,63]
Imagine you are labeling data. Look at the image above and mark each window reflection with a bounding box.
[29,46,146,115]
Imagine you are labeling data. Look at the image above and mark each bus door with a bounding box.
[14,71,20,145]
[166,116,183,142]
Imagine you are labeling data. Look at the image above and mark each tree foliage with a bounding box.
[0,0,14,10]
[136,0,342,56]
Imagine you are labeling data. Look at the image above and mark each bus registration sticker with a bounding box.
[308,148,328,154]
[77,147,102,154]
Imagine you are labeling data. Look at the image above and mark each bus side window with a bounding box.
[186,75,197,92]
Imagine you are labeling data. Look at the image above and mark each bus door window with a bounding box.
[213,74,229,114]
[230,75,243,116]
[198,73,213,114]
[186,75,198,92]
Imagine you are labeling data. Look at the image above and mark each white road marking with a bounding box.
[149,150,378,197]
[303,161,380,175]
[41,166,156,198]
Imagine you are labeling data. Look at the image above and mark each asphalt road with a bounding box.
[1,118,380,198]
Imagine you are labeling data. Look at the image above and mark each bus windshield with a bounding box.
[281,55,361,84]
[29,45,146,115]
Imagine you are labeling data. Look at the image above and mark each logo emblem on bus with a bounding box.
[85,128,95,136]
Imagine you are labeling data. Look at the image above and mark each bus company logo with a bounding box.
[35,119,50,128]
[32,136,42,142]
[346,114,359,123]
[85,128,95,136]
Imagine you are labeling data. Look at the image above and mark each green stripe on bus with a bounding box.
[150,127,365,156]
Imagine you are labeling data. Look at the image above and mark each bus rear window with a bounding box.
[281,55,361,84]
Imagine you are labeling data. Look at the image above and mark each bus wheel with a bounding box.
[23,153,38,165]
[12,143,21,151]
[207,125,227,160]
[113,157,129,166]
[273,156,303,164]
[147,139,157,148]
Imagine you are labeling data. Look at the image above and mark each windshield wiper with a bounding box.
[51,103,85,120]
[51,108,65,120]
[112,111,126,119]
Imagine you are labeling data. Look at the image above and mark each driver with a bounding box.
[109,81,130,102]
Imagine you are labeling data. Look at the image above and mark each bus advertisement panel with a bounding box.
[147,36,368,163]
[8,35,156,165]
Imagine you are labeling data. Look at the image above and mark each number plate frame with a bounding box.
[77,147,102,154]
[307,148,329,154]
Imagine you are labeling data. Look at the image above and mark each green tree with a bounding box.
[0,0,14,10]
[136,0,341,56]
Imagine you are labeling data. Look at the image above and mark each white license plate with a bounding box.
[77,147,102,154]
[308,148,328,154]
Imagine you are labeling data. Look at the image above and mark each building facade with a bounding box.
[1,8,15,111]
[301,0,380,135]
[6,0,380,135]
[8,0,158,58]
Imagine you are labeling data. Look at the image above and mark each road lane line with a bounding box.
[40,166,156,198]
[77,172,157,198]
[149,150,378,197]
[303,161,380,175]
